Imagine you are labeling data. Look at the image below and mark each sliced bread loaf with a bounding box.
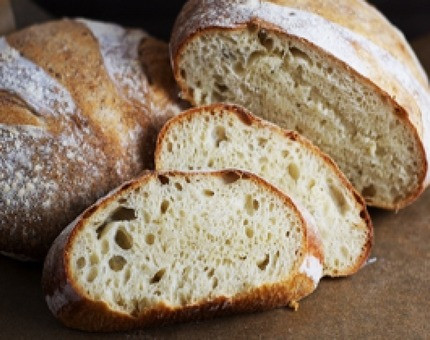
[170,0,430,210]
[155,104,372,277]
[42,170,323,331]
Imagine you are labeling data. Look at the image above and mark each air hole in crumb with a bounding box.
[115,228,133,250]
[175,182,183,191]
[203,189,215,197]
[144,211,151,224]
[76,257,86,269]
[257,30,274,51]
[257,254,270,270]
[329,185,348,214]
[208,159,214,167]
[215,82,228,93]
[158,175,170,185]
[110,206,137,221]
[160,200,170,214]
[245,227,254,238]
[258,137,268,147]
[90,253,99,265]
[213,126,228,147]
[96,223,108,239]
[282,150,289,158]
[208,268,215,278]
[362,184,376,198]
[212,277,219,289]
[341,246,349,258]
[233,62,245,75]
[118,198,127,204]
[180,68,186,79]
[308,179,316,189]
[247,50,265,66]
[101,239,109,254]
[87,267,98,282]
[221,171,240,184]
[124,268,131,284]
[288,163,300,181]
[243,219,249,226]
[213,91,226,102]
[109,255,127,272]
[145,233,155,245]
[289,46,311,64]
[167,142,173,152]
[150,269,166,284]
[286,231,290,238]
[245,195,259,214]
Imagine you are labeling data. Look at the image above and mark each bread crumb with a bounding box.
[288,300,299,311]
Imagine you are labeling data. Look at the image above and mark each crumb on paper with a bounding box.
[288,300,299,311]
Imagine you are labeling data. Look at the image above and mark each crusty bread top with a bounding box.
[266,0,428,86]
[0,19,184,259]
[171,0,430,191]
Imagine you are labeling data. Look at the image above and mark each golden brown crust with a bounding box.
[0,19,182,260]
[170,1,429,210]
[43,170,322,331]
[266,0,428,86]
[155,103,372,275]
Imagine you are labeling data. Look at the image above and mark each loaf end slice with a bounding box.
[42,170,323,331]
[155,104,372,277]
[171,0,430,210]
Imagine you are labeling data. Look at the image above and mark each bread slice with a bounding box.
[170,0,430,210]
[155,104,372,277]
[42,170,323,332]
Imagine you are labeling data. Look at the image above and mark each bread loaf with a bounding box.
[0,19,185,260]
[42,170,323,331]
[155,104,372,276]
[170,0,430,210]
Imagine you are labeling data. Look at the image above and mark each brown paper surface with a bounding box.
[0,2,429,339]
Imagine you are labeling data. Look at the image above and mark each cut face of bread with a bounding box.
[155,104,372,277]
[43,170,323,331]
[171,0,430,210]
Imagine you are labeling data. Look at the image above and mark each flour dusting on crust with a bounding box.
[77,19,149,106]
[0,37,107,247]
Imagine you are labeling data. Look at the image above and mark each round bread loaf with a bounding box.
[0,19,185,260]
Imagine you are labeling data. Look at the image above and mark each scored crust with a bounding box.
[0,19,185,260]
[170,0,430,210]
[42,170,323,331]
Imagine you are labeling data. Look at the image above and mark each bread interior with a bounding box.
[69,172,305,315]
[176,28,424,208]
[156,107,369,275]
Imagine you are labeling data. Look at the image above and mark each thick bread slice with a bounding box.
[155,104,372,277]
[42,170,323,332]
[170,0,430,210]
[0,19,185,260]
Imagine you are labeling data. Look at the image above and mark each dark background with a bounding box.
[31,0,430,41]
